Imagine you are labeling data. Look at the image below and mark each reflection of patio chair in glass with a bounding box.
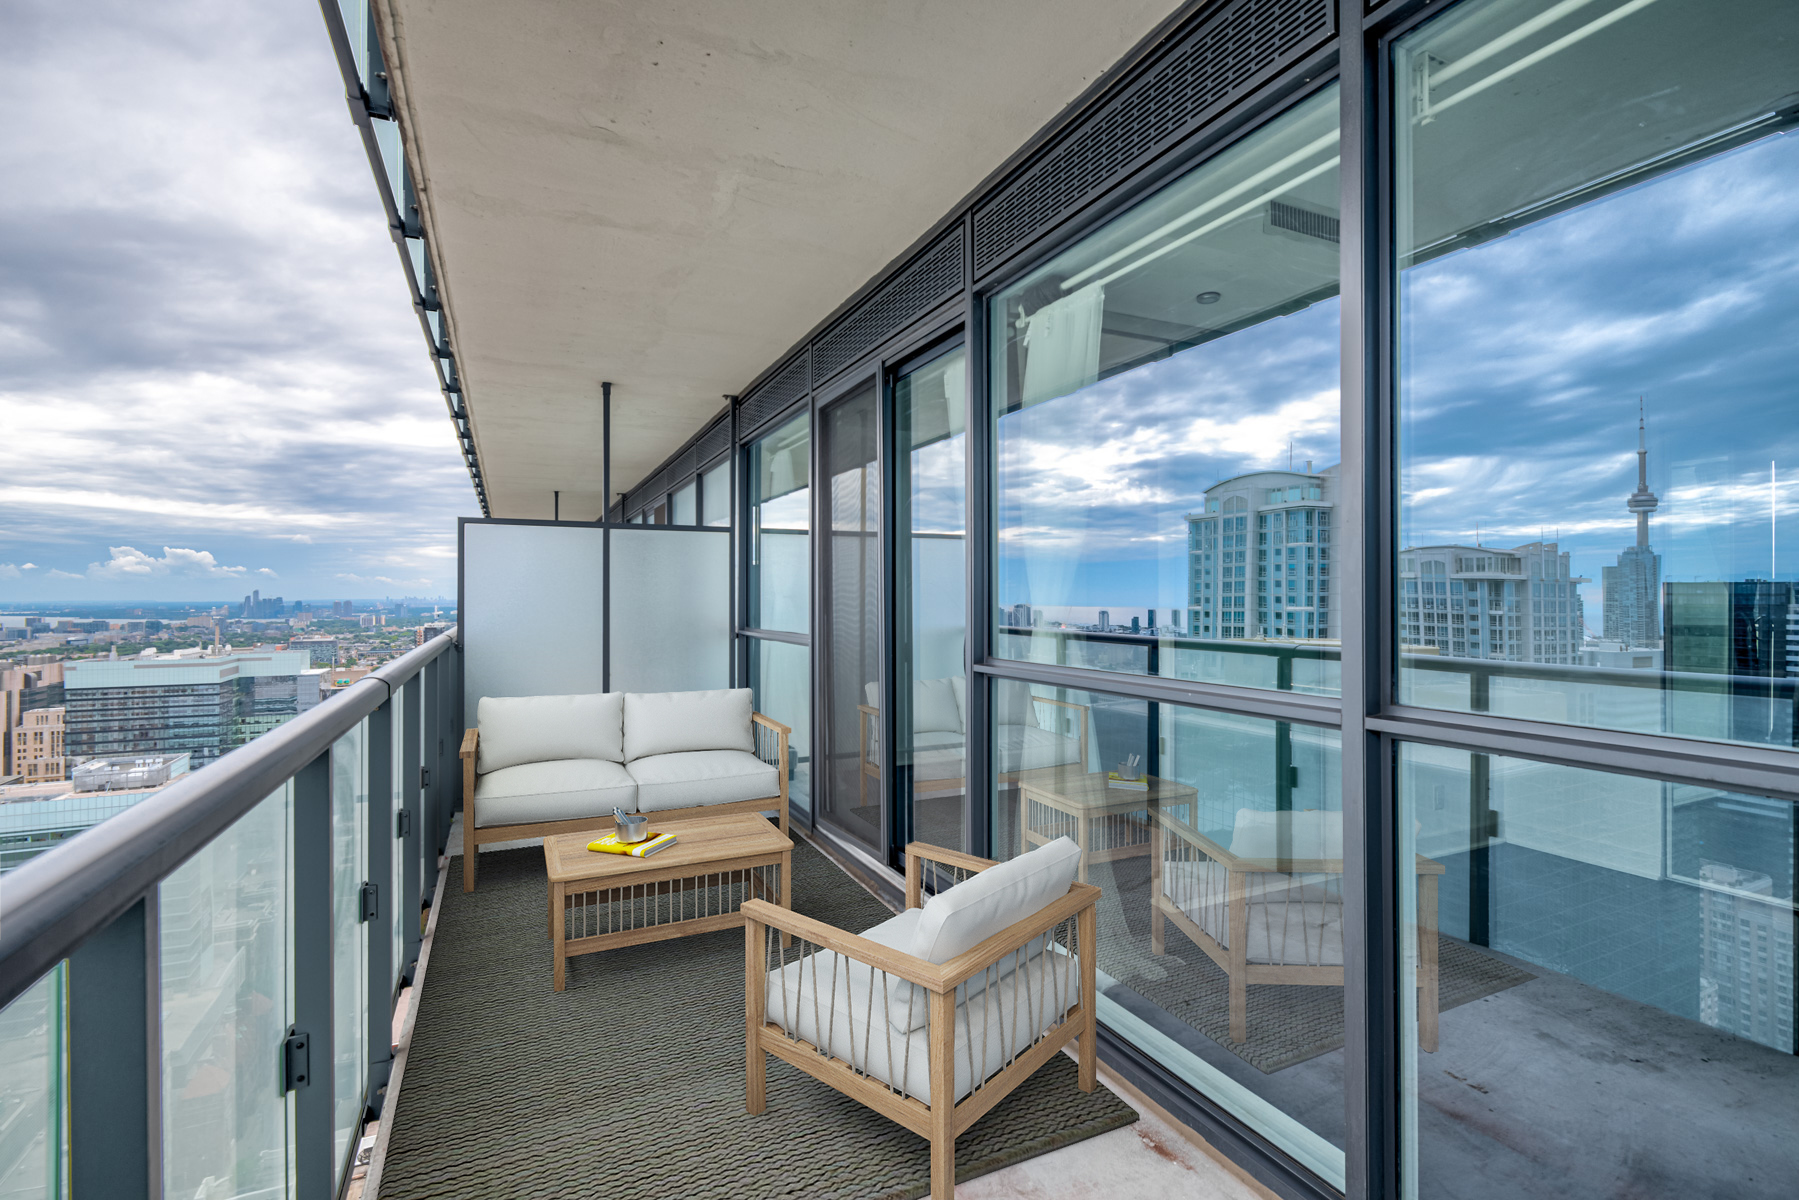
[1152,807,1443,1050]
[858,679,1087,805]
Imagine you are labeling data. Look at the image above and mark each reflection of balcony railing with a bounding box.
[998,625,1799,741]
[0,629,464,1196]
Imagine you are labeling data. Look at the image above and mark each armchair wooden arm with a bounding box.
[904,841,998,909]
[750,712,791,843]
[460,728,479,892]
[743,874,1100,1199]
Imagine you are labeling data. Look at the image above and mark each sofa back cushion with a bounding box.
[624,688,754,761]
[992,679,1042,729]
[913,677,963,735]
[1229,808,1343,861]
[477,692,623,773]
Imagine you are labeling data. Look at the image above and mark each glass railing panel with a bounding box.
[0,964,67,1200]
[159,782,294,1200]
[389,689,406,990]
[330,723,368,1177]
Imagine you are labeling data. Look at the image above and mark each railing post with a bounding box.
[366,698,395,1114]
[1468,667,1492,947]
[401,675,424,978]
[67,895,158,1200]
[292,750,336,1197]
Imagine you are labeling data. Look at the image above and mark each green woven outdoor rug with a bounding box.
[377,838,1136,1200]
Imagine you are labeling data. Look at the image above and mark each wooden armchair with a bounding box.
[856,688,1091,805]
[744,842,1100,1199]
[1151,806,1443,1050]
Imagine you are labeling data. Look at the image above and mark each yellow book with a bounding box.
[586,831,678,858]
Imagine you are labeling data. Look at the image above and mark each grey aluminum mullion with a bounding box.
[67,894,158,1200]
[399,675,423,981]
[973,658,1343,729]
[964,247,994,859]
[879,362,902,865]
[1368,707,1799,802]
[292,750,336,1197]
[365,699,394,1115]
[1338,0,1394,1196]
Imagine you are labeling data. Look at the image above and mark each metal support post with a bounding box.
[291,751,336,1197]
[400,675,424,979]
[68,895,158,1200]
[365,698,394,1113]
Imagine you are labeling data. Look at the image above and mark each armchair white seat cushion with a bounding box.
[623,688,754,760]
[764,909,1082,1106]
[472,758,637,828]
[628,749,780,812]
[475,692,623,772]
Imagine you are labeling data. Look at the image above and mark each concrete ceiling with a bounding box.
[375,0,1184,519]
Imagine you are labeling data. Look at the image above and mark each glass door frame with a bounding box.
[810,367,890,864]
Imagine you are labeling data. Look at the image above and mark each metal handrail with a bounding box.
[0,628,459,1012]
[997,625,1799,701]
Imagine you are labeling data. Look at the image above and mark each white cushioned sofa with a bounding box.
[458,688,789,891]
[858,677,1088,802]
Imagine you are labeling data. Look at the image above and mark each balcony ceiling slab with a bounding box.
[376,0,1183,518]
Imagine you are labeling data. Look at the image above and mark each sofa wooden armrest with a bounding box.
[743,875,1100,1198]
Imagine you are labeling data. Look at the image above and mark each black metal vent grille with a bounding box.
[1268,198,1339,242]
[697,418,731,465]
[972,0,1332,278]
[739,351,810,438]
[812,227,964,383]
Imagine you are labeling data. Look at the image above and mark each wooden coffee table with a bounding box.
[1014,765,1199,884]
[543,813,792,991]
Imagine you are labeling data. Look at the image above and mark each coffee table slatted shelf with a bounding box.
[543,813,792,991]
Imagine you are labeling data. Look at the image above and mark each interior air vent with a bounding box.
[739,351,811,438]
[1267,199,1339,243]
[811,227,964,384]
[972,0,1333,278]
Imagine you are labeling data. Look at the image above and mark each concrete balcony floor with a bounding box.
[347,817,1269,1200]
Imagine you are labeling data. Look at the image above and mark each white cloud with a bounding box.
[46,569,83,580]
[0,564,19,579]
[256,566,278,577]
[86,545,254,580]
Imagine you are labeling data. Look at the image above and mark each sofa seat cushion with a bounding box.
[477,692,624,772]
[628,749,779,812]
[473,758,636,829]
[994,725,1082,773]
[624,689,754,760]
[912,745,968,783]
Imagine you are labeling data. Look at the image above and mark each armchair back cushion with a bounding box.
[623,688,754,760]
[912,836,1080,965]
[913,677,963,735]
[1229,808,1343,861]
[476,692,623,773]
[992,679,1042,729]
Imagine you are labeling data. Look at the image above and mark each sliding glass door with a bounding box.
[817,381,883,855]
[894,345,969,852]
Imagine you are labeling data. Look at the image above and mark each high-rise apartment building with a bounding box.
[1187,467,1337,640]
[1664,581,1794,679]
[1698,862,1795,1054]
[2,661,65,778]
[62,650,319,769]
[1399,541,1586,663]
[1603,410,1663,648]
[9,707,66,783]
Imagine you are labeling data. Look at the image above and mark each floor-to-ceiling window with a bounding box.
[990,84,1342,695]
[1393,0,1798,1195]
[895,345,969,852]
[746,412,812,817]
[983,85,1350,1185]
[818,382,883,855]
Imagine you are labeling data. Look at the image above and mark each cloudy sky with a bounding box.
[0,1,475,606]
[992,128,1799,624]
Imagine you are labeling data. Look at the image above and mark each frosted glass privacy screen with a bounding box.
[608,527,730,694]
[461,522,605,716]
